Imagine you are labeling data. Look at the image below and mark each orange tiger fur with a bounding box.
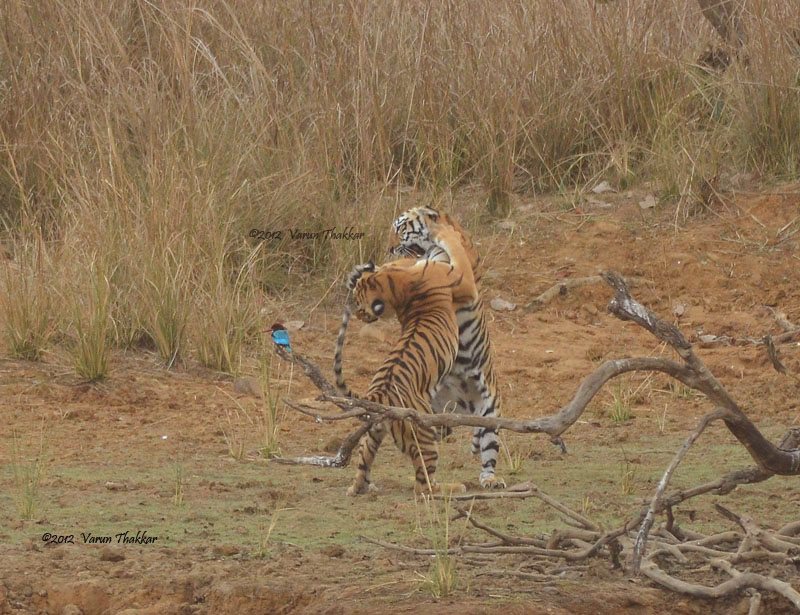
[345,223,475,495]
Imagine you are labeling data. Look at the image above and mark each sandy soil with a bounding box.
[1,187,799,615]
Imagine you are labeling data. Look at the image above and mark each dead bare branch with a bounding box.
[281,399,369,422]
[764,334,800,381]
[765,306,796,333]
[603,271,800,476]
[714,504,800,555]
[632,409,727,573]
[271,418,376,467]
[639,559,800,610]
[747,591,762,615]
[453,505,544,547]
[446,482,599,532]
[523,274,647,312]
[274,354,697,467]
[272,345,339,397]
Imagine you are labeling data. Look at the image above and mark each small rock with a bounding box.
[592,181,616,194]
[104,481,126,491]
[586,197,611,208]
[232,377,260,397]
[490,298,517,312]
[99,546,125,562]
[638,194,657,209]
[62,605,83,615]
[212,543,240,557]
[673,303,686,317]
[283,320,304,331]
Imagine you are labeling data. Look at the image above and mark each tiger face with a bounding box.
[389,206,441,258]
[389,206,482,282]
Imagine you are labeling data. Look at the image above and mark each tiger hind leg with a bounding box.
[347,420,389,496]
[391,421,465,495]
[471,393,506,490]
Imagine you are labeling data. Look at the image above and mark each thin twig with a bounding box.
[632,408,726,573]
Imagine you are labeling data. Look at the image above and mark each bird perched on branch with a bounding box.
[264,322,292,352]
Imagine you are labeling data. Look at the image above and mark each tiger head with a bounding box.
[389,206,482,282]
[347,261,397,323]
[388,206,441,259]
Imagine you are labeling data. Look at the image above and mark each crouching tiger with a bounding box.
[343,223,475,495]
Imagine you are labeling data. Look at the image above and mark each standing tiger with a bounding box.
[335,207,506,490]
[343,222,475,495]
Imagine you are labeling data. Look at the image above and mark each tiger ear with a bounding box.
[365,260,375,271]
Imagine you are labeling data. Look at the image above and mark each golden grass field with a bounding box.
[2,0,800,371]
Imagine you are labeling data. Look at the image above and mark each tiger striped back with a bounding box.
[344,225,475,495]
[388,207,506,489]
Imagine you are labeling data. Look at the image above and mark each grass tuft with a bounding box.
[619,460,636,496]
[1,242,56,361]
[173,461,185,507]
[143,251,189,368]
[258,342,293,459]
[607,380,634,423]
[72,261,112,381]
[11,422,48,520]
[417,492,460,599]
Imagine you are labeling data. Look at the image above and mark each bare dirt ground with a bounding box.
[2,187,799,615]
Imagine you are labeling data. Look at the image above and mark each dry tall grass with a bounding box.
[1,0,799,372]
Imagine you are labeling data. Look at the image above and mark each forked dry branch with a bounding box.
[271,271,800,610]
[522,274,648,312]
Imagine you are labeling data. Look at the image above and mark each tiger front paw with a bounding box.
[346,261,376,290]
[479,475,507,490]
[428,222,460,249]
[347,480,378,496]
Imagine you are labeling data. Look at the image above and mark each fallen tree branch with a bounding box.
[747,591,762,615]
[603,271,800,476]
[453,505,544,547]
[523,274,648,312]
[764,334,800,381]
[273,355,699,468]
[632,408,727,573]
[454,482,600,532]
[639,559,800,610]
[271,417,377,467]
[714,504,800,555]
[765,306,796,333]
